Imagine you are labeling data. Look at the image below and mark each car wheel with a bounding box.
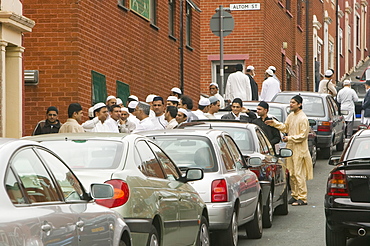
[320,147,332,159]
[311,144,317,167]
[196,216,210,246]
[326,222,346,246]
[245,198,263,239]
[336,140,345,151]
[147,225,160,246]
[274,186,288,215]
[219,210,238,246]
[262,190,273,228]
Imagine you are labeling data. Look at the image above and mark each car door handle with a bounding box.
[76,220,85,228]
[41,224,52,232]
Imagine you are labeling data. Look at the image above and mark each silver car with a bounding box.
[26,133,209,246]
[144,129,263,246]
[1,138,131,246]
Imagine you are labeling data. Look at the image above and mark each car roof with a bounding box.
[274,91,330,97]
[23,132,134,142]
[140,128,227,137]
[243,101,290,108]
[178,121,259,130]
[355,129,370,138]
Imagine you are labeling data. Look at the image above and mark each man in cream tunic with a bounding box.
[266,95,313,206]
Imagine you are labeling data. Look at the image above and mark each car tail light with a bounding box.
[317,121,332,132]
[211,179,228,202]
[95,179,130,208]
[327,170,349,197]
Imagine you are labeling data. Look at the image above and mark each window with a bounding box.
[296,61,302,91]
[150,0,157,25]
[168,0,176,36]
[129,0,156,24]
[118,0,127,9]
[286,0,291,12]
[92,70,107,105]
[116,81,130,107]
[297,0,302,26]
[223,136,244,169]
[356,15,360,48]
[148,142,180,180]
[348,25,351,50]
[6,169,26,205]
[339,28,343,55]
[218,137,235,171]
[212,62,244,92]
[186,2,192,46]
[135,141,165,178]
[328,41,334,69]
[256,130,270,155]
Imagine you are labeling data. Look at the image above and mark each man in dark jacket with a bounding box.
[32,106,62,135]
[221,98,256,122]
[361,80,370,125]
[246,65,259,100]
[252,101,281,147]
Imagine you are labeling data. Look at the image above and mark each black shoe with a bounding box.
[288,197,297,204]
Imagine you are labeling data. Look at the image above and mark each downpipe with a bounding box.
[358,228,366,237]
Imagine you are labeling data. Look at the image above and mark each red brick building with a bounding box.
[23,0,201,135]
[200,0,314,96]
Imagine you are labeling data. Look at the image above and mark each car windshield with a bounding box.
[268,107,284,122]
[273,95,325,117]
[42,140,124,169]
[346,138,370,160]
[151,136,218,172]
[351,83,366,98]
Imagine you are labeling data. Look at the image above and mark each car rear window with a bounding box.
[42,140,124,169]
[150,136,218,172]
[346,138,370,160]
[272,95,325,117]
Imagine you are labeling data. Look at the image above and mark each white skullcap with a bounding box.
[128,95,139,101]
[106,95,116,102]
[325,70,334,77]
[178,108,189,117]
[266,69,274,76]
[167,96,180,102]
[93,102,106,112]
[343,80,351,86]
[209,82,219,88]
[199,98,211,106]
[209,96,219,104]
[121,107,129,113]
[247,65,255,70]
[116,98,123,105]
[128,101,139,109]
[171,87,182,94]
[146,94,157,103]
[88,106,94,118]
[268,66,276,71]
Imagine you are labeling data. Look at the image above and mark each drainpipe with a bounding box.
[179,0,184,93]
[305,0,310,91]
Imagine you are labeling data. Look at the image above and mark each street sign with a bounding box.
[230,3,261,10]
[210,9,235,37]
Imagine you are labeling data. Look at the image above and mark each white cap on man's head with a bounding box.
[178,108,189,117]
[128,101,139,109]
[146,94,157,103]
[266,69,274,76]
[247,65,255,70]
[171,87,182,94]
[343,80,351,86]
[268,66,276,72]
[116,98,123,105]
[93,102,106,112]
[209,82,219,88]
[106,95,116,102]
[209,96,219,104]
[199,98,211,106]
[88,106,94,118]
[167,96,179,102]
[325,70,334,77]
[121,107,129,113]
[128,95,139,101]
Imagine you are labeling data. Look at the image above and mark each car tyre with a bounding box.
[262,190,273,228]
[320,147,332,159]
[274,186,288,215]
[147,225,160,246]
[336,140,345,151]
[196,216,210,246]
[219,210,238,246]
[311,144,317,167]
[326,222,346,246]
[245,199,263,239]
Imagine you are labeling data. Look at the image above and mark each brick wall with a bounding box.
[23,0,200,135]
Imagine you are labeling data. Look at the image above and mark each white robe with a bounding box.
[260,77,280,101]
[336,86,358,121]
[151,114,168,130]
[225,71,251,101]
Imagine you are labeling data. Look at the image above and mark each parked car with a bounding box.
[177,121,292,228]
[25,133,209,246]
[143,129,263,246]
[355,65,370,82]
[272,91,346,158]
[241,101,318,166]
[325,129,370,246]
[1,138,131,246]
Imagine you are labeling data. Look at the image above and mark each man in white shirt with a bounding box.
[105,104,121,133]
[318,69,337,96]
[151,96,168,129]
[146,94,157,118]
[119,107,136,133]
[176,108,188,125]
[127,101,140,127]
[193,98,211,120]
[132,102,158,133]
[337,80,358,138]
[260,69,281,101]
[205,96,221,119]
[165,106,178,129]
[82,102,111,132]
[225,64,252,101]
[209,83,225,109]
[268,66,281,90]
[166,96,179,107]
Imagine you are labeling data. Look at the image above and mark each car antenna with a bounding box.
[209,124,213,129]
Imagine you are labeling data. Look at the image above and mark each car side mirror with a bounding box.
[340,110,349,115]
[247,157,262,167]
[90,183,114,199]
[278,148,293,158]
[308,119,316,126]
[328,156,341,166]
[178,168,204,183]
[356,76,360,80]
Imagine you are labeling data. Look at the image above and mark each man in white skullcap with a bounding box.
[116,98,123,107]
[106,95,117,107]
[337,80,358,138]
[260,69,281,101]
[82,102,111,132]
[176,108,188,124]
[146,94,157,118]
[318,69,337,96]
[205,96,220,119]
[246,66,259,100]
[209,83,225,109]
[126,95,139,108]
[193,98,211,120]
[170,87,182,98]
[268,66,281,90]
[127,101,140,127]
[225,64,252,101]
[167,96,179,107]
[119,107,136,133]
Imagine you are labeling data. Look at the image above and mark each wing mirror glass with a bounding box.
[90,183,114,199]
[308,119,316,126]
[248,157,262,166]
[279,148,293,158]
[328,156,341,166]
[179,168,204,183]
